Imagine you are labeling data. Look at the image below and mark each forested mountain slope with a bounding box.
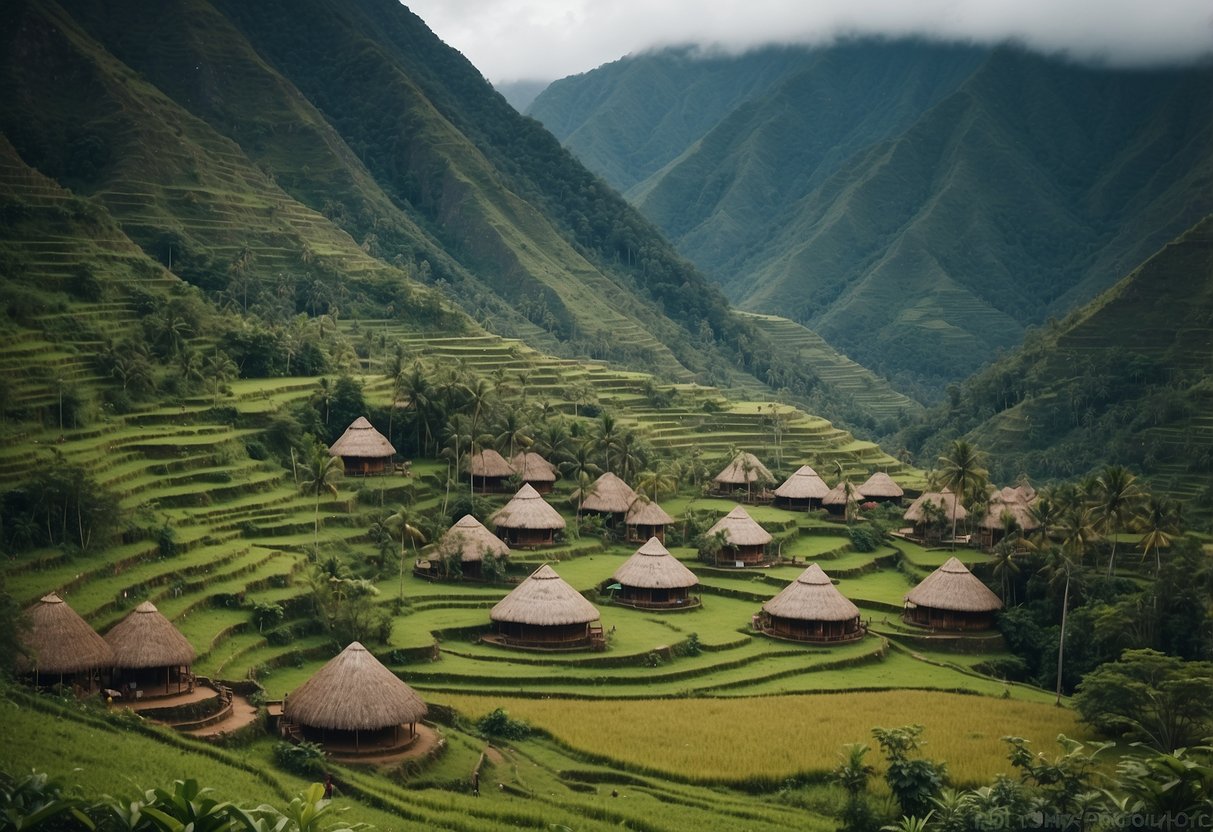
[530,43,1213,399]
[900,214,1213,507]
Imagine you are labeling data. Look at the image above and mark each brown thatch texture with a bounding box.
[763,564,860,621]
[707,506,772,546]
[285,641,427,731]
[774,465,830,500]
[625,497,674,526]
[438,514,510,562]
[490,564,599,625]
[18,593,113,674]
[492,484,567,530]
[328,416,395,459]
[511,452,557,483]
[105,602,196,669]
[980,487,1040,531]
[580,472,637,513]
[903,490,967,523]
[714,452,774,485]
[469,449,515,478]
[905,557,1003,612]
[613,538,699,589]
[858,471,904,499]
[822,481,854,507]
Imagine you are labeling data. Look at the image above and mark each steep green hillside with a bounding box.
[532,43,1213,398]
[900,215,1213,509]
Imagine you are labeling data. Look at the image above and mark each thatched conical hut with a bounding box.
[757,564,864,643]
[713,452,774,497]
[773,465,830,510]
[492,483,566,547]
[978,486,1039,550]
[488,564,603,650]
[510,452,558,494]
[427,514,510,579]
[469,449,515,493]
[624,497,675,543]
[903,490,967,542]
[17,593,113,690]
[858,471,904,505]
[580,472,637,522]
[704,505,772,566]
[283,642,427,754]
[611,538,699,610]
[821,481,857,517]
[105,601,196,696]
[903,557,1002,630]
[328,416,395,476]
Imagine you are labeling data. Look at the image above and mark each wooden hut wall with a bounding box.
[342,456,389,476]
[765,614,862,643]
[718,543,767,565]
[616,585,691,607]
[903,606,996,631]
[626,522,667,543]
[494,621,591,647]
[498,527,556,547]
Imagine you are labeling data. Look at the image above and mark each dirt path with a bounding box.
[184,693,259,738]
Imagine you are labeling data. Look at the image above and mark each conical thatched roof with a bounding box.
[469,449,515,478]
[822,481,855,507]
[105,601,196,669]
[625,497,674,526]
[285,642,427,731]
[580,472,637,513]
[438,514,510,562]
[905,557,1002,612]
[706,506,772,546]
[903,489,967,523]
[714,452,774,485]
[511,452,557,483]
[492,484,567,530]
[858,471,904,499]
[328,416,395,459]
[979,487,1039,531]
[613,538,698,589]
[763,564,860,622]
[774,465,830,500]
[490,564,599,625]
[17,593,113,675]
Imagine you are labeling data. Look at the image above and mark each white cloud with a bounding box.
[403,0,1213,82]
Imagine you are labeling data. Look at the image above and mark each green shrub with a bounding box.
[477,708,530,741]
[273,740,327,776]
[848,523,885,553]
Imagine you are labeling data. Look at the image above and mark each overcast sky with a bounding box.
[403,0,1213,83]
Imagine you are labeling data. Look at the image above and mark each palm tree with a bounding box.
[990,533,1021,605]
[595,412,621,472]
[494,410,532,463]
[636,464,677,502]
[464,376,493,497]
[386,505,427,601]
[1091,464,1142,576]
[1038,545,1078,706]
[401,364,436,456]
[1136,494,1180,574]
[300,444,343,551]
[937,440,988,547]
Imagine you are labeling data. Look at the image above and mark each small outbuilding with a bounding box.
[423,514,510,580]
[469,449,516,493]
[704,505,773,566]
[282,641,427,755]
[903,489,967,542]
[713,452,774,498]
[487,564,604,650]
[858,472,904,505]
[579,472,637,522]
[491,483,566,547]
[328,416,395,476]
[624,497,675,543]
[18,593,113,691]
[978,486,1039,550]
[105,601,196,697]
[903,556,1003,630]
[757,563,864,643]
[510,452,558,494]
[611,537,700,610]
[773,465,830,510]
[821,481,857,517]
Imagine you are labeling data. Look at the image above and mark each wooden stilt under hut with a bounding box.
[491,484,566,548]
[104,602,196,699]
[487,564,604,650]
[704,505,772,566]
[611,537,700,610]
[903,557,1003,631]
[773,465,830,510]
[18,593,113,693]
[281,642,427,756]
[327,416,395,476]
[757,563,865,643]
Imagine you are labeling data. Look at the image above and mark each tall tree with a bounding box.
[937,440,988,547]
[1092,465,1143,576]
[386,504,427,601]
[300,443,342,550]
[1136,494,1180,574]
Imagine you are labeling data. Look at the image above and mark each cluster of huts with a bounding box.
[902,483,1039,547]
